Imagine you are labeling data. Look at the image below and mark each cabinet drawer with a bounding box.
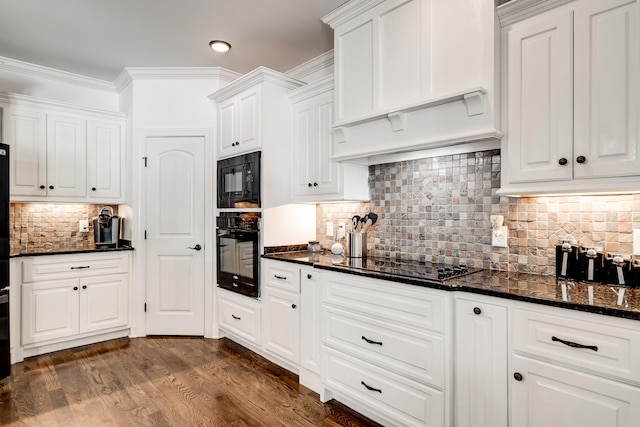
[22,253,129,283]
[263,261,300,292]
[322,271,447,333]
[512,308,640,384]
[218,290,261,346]
[323,348,444,427]
[323,307,445,388]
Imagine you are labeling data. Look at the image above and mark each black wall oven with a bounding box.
[216,212,260,298]
[217,151,261,209]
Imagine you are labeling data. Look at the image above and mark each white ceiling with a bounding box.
[0,0,347,82]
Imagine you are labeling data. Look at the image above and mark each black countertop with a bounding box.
[10,245,134,258]
[263,251,640,321]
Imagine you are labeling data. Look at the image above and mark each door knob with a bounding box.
[188,244,202,251]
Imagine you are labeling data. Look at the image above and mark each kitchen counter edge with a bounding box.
[10,246,135,258]
[262,252,640,321]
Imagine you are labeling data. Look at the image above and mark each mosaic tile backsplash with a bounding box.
[316,149,640,275]
[10,203,118,253]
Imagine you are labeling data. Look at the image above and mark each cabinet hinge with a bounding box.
[144,303,147,313]
[143,157,148,167]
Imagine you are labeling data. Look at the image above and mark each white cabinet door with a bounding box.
[292,98,315,198]
[511,355,640,427]
[6,106,47,197]
[454,297,508,427]
[217,96,237,158]
[300,267,320,375]
[314,91,340,196]
[573,0,640,179]
[505,7,573,184]
[237,86,260,153]
[22,279,80,345]
[87,119,123,200]
[79,274,129,334]
[262,286,300,364]
[46,114,86,197]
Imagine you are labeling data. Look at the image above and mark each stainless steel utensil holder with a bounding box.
[349,232,367,258]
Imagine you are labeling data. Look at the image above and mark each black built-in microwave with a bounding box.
[217,151,261,209]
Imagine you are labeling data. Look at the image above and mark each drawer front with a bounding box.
[513,308,640,384]
[263,261,300,292]
[23,253,129,282]
[323,271,447,333]
[218,291,261,345]
[324,307,445,388]
[323,348,444,427]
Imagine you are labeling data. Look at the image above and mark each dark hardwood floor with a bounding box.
[0,337,381,426]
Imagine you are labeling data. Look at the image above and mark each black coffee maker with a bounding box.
[93,206,123,248]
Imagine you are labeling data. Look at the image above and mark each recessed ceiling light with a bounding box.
[209,40,231,53]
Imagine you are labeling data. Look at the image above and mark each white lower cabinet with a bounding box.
[299,266,322,391]
[454,295,508,427]
[320,271,451,427]
[511,355,640,427]
[218,289,262,346]
[19,252,132,358]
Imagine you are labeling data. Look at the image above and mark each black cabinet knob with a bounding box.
[558,158,568,166]
[82,285,87,289]
[91,187,96,191]
[473,307,482,315]
[307,274,312,279]
[73,286,78,291]
[40,185,45,190]
[291,304,297,309]
[576,156,586,164]
[313,182,318,187]
[514,372,523,381]
[308,183,312,187]
[49,185,54,190]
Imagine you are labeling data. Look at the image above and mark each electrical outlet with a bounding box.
[326,221,334,237]
[337,222,346,239]
[492,226,508,248]
[79,220,89,233]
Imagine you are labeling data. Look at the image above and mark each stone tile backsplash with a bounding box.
[10,203,118,253]
[316,149,640,275]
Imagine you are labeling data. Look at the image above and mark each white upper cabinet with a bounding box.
[322,0,500,161]
[216,86,261,158]
[499,0,640,195]
[209,67,305,208]
[1,93,126,203]
[289,76,369,202]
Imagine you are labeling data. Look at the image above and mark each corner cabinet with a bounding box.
[209,67,304,208]
[288,76,369,202]
[18,251,132,359]
[498,0,640,195]
[1,93,126,203]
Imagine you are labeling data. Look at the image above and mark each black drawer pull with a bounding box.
[231,314,241,320]
[274,274,287,280]
[361,381,382,393]
[70,266,90,270]
[361,336,382,346]
[552,336,598,352]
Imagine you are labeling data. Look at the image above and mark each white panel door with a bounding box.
[79,274,128,334]
[87,119,122,200]
[217,97,237,158]
[146,136,205,336]
[237,87,261,153]
[315,91,339,195]
[46,114,87,197]
[506,9,573,183]
[263,286,300,364]
[511,355,640,427]
[6,107,47,196]
[573,0,640,179]
[292,99,314,197]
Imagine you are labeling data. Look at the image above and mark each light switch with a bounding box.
[326,221,334,237]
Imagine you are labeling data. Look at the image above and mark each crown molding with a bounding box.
[497,0,574,26]
[0,56,116,92]
[0,92,126,119]
[286,50,334,80]
[114,67,241,93]
[287,75,333,103]
[208,66,305,102]
[322,0,384,28]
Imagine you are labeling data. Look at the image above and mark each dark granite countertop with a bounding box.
[10,245,134,258]
[263,251,640,321]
